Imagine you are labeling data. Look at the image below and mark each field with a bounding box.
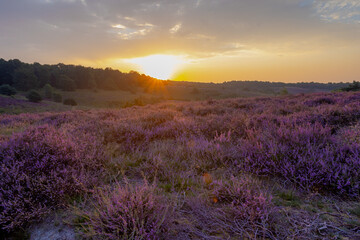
[1,91,360,239]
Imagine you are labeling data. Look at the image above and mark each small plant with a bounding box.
[77,182,171,239]
[26,90,42,103]
[279,87,289,96]
[0,84,17,96]
[63,98,77,106]
[211,177,272,223]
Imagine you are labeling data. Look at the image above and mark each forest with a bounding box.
[0,58,162,93]
[0,59,351,96]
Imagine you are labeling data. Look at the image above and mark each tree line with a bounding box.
[222,80,350,91]
[0,58,162,93]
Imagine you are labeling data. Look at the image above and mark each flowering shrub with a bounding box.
[211,177,272,223]
[2,91,360,237]
[0,125,105,232]
[78,182,171,240]
[234,121,360,196]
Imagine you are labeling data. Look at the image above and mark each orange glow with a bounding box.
[126,55,187,80]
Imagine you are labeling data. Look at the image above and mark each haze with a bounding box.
[0,0,359,82]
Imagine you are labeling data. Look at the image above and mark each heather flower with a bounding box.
[78,182,171,240]
[211,177,272,223]
[0,124,105,232]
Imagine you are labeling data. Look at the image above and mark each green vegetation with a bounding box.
[63,98,77,106]
[52,93,62,103]
[0,58,355,106]
[341,81,360,92]
[0,84,16,96]
[60,75,76,92]
[279,87,289,96]
[26,90,42,103]
[44,84,53,99]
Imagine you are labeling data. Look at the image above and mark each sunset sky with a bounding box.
[0,0,359,82]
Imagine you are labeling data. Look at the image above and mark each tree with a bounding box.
[0,59,15,85]
[60,75,77,91]
[33,62,51,88]
[0,84,17,96]
[13,67,38,91]
[26,90,42,103]
[101,76,118,90]
[44,84,53,98]
[88,73,97,90]
[341,81,360,92]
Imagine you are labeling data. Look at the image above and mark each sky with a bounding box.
[0,0,359,82]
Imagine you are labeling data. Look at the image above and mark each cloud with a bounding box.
[0,0,359,63]
[169,23,182,34]
[314,0,360,23]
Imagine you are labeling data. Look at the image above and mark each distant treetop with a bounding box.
[0,58,162,93]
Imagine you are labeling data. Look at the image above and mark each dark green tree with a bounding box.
[33,62,51,88]
[13,67,38,91]
[26,90,42,103]
[44,84,53,98]
[341,81,360,92]
[88,72,97,90]
[60,75,77,91]
[0,84,17,96]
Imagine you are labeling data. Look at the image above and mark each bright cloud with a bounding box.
[314,0,360,23]
[169,23,182,34]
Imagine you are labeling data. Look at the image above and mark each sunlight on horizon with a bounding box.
[126,55,186,80]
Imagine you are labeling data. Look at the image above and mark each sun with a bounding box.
[127,54,185,80]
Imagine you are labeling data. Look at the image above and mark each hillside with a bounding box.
[0,59,352,106]
[1,92,360,239]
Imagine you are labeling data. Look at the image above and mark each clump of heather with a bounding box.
[211,177,272,223]
[173,176,273,239]
[0,125,105,232]
[78,182,171,240]
[235,121,360,196]
[304,96,337,107]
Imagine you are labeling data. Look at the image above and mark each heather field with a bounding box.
[2,92,360,239]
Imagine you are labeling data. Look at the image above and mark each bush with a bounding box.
[341,81,360,92]
[44,84,53,99]
[279,87,289,96]
[78,182,171,239]
[52,93,62,103]
[0,84,16,96]
[211,177,272,223]
[26,90,42,103]
[63,98,77,106]
[0,125,105,232]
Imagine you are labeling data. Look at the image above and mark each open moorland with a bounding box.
[2,91,360,239]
